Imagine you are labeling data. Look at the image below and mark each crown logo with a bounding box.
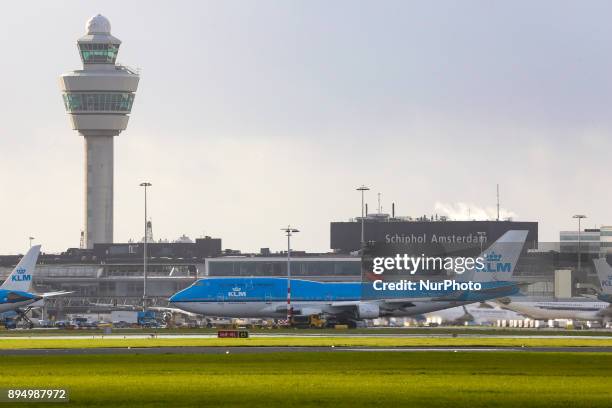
[484,252,502,262]
[16,267,26,275]
[232,287,241,292]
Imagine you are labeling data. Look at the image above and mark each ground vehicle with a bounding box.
[290,314,327,328]
[141,320,164,328]
[3,318,17,329]
[71,317,92,328]
[36,319,54,328]
[110,310,157,326]
[55,320,74,329]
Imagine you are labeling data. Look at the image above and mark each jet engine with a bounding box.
[357,303,380,319]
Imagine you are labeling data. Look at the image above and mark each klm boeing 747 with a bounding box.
[0,245,71,327]
[169,231,528,324]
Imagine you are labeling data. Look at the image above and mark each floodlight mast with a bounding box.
[282,226,299,325]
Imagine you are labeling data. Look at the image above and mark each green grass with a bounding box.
[1,336,612,349]
[1,352,611,407]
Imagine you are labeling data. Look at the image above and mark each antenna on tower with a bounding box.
[377,193,382,214]
[496,184,500,221]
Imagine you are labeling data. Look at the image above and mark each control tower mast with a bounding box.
[59,15,140,249]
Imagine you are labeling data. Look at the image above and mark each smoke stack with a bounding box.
[496,184,500,221]
[365,203,368,216]
[392,202,395,218]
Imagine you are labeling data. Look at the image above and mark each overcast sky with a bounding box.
[1,1,611,254]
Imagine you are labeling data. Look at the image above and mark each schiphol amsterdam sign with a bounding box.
[384,232,488,245]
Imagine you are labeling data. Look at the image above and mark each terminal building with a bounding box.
[559,227,612,254]
[331,213,538,253]
[206,256,360,281]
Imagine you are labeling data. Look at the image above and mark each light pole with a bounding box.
[140,182,152,312]
[477,232,486,252]
[573,214,587,275]
[356,185,369,249]
[282,226,299,325]
[28,237,35,248]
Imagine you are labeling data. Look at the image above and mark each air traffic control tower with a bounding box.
[60,15,140,248]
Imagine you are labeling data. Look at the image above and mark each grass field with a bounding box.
[1,352,611,407]
[0,336,612,349]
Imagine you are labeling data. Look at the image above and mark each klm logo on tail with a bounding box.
[11,267,31,282]
[478,252,512,273]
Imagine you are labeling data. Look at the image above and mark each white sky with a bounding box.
[1,1,611,254]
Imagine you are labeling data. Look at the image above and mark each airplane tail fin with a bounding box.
[1,245,41,292]
[593,258,612,296]
[458,230,528,283]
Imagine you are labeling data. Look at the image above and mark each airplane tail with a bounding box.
[593,258,612,296]
[458,230,528,283]
[1,245,41,292]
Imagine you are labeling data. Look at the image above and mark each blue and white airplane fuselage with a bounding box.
[170,231,528,320]
[0,289,41,313]
[169,277,522,319]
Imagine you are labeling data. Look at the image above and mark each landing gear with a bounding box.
[15,307,34,329]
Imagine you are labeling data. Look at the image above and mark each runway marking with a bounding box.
[339,348,512,352]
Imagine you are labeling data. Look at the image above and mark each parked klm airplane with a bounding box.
[497,258,612,322]
[169,231,528,323]
[0,245,70,327]
[424,302,524,326]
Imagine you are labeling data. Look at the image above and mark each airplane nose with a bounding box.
[169,287,190,303]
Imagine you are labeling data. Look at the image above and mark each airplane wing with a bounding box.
[381,296,456,304]
[26,291,73,308]
[328,300,361,307]
[381,282,530,304]
[273,299,418,317]
[40,291,74,298]
[270,303,353,316]
[88,303,138,310]
[148,306,199,317]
